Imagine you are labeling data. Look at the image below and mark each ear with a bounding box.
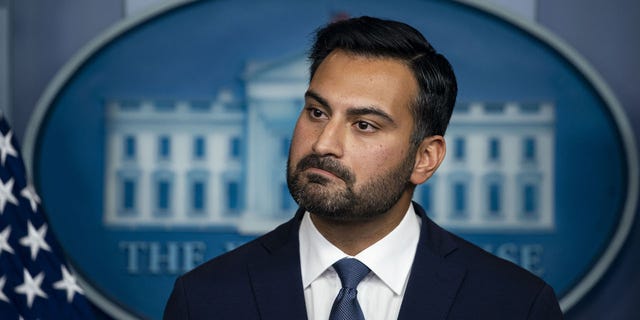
[410,135,446,185]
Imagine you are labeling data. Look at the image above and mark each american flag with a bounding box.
[0,115,95,319]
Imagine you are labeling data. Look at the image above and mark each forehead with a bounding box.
[308,50,418,115]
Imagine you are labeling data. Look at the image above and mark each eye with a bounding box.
[355,121,377,132]
[307,107,327,120]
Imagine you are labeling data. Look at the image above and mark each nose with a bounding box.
[311,119,344,157]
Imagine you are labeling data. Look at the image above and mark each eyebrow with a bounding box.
[304,90,397,127]
[305,90,330,110]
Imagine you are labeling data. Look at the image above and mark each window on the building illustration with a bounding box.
[489,138,500,162]
[120,100,140,110]
[454,138,466,161]
[230,137,241,159]
[123,179,136,210]
[488,182,502,215]
[158,181,171,210]
[226,181,241,213]
[453,102,470,113]
[192,181,206,213]
[118,178,138,216]
[124,136,136,160]
[523,137,536,162]
[485,102,504,113]
[520,103,541,113]
[190,100,211,111]
[281,136,291,158]
[421,183,432,213]
[155,100,175,111]
[118,170,140,216]
[523,183,538,217]
[153,171,174,216]
[281,183,295,211]
[188,170,209,215]
[453,182,466,216]
[158,136,171,160]
[193,136,206,160]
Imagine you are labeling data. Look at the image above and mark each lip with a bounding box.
[305,167,342,180]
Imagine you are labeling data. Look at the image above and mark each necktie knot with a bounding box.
[329,258,370,320]
[333,258,370,289]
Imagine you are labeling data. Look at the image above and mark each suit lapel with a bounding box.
[398,203,466,320]
[248,210,308,320]
[246,205,466,319]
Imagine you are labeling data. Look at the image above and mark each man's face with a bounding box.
[287,50,419,221]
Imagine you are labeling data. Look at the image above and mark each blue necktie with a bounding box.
[329,258,371,320]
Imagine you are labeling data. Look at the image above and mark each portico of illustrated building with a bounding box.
[240,54,308,233]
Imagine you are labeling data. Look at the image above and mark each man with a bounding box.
[164,16,563,319]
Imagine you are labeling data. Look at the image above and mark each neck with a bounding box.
[310,192,413,256]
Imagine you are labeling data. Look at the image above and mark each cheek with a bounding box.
[352,144,397,174]
[289,122,312,158]
[354,145,393,172]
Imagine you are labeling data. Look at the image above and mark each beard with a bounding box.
[286,152,415,221]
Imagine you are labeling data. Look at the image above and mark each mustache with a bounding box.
[295,154,354,183]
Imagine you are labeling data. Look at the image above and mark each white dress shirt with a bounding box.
[299,204,421,320]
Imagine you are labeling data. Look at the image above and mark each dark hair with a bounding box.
[309,16,457,143]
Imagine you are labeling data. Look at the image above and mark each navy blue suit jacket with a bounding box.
[164,203,563,319]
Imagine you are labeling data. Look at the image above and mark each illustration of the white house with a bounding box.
[103,54,555,232]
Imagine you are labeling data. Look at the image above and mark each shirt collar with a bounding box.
[299,204,421,295]
[299,211,347,288]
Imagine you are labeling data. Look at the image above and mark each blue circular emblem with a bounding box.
[23,0,638,318]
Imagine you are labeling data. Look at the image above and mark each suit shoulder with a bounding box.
[446,231,562,307]
[443,232,562,318]
[449,232,545,288]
